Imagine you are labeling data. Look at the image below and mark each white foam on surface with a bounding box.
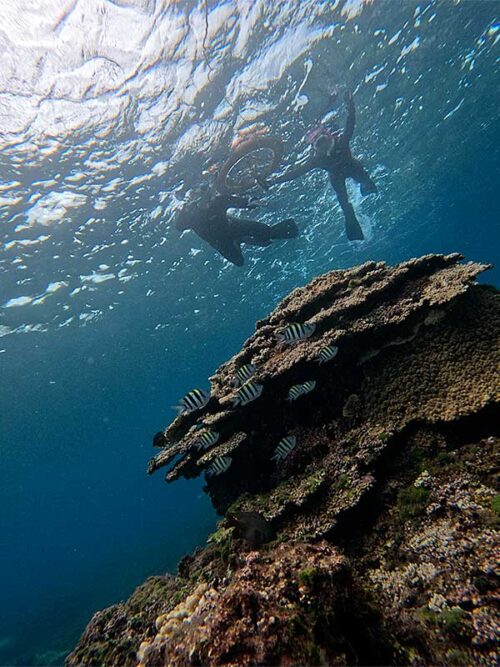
[3,296,34,308]
[25,192,88,227]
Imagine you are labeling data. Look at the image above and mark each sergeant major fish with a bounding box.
[287,380,316,401]
[271,435,297,463]
[231,381,263,407]
[194,429,219,450]
[275,322,316,344]
[206,455,232,477]
[231,363,257,387]
[314,345,339,364]
[172,388,210,415]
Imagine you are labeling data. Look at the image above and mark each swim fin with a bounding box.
[345,207,364,241]
[211,238,245,266]
[270,218,299,239]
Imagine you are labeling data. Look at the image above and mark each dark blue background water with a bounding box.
[0,1,499,664]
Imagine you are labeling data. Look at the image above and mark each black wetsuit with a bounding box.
[175,194,297,266]
[271,96,377,241]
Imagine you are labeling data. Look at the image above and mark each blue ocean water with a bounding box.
[0,1,499,664]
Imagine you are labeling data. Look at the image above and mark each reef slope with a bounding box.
[68,254,499,667]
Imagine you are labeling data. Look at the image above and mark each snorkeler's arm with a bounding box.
[342,91,355,145]
[267,159,314,186]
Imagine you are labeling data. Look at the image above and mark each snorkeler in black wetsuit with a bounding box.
[263,91,377,241]
[175,192,298,266]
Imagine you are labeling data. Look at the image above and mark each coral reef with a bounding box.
[67,254,499,666]
[67,576,179,667]
[137,543,353,667]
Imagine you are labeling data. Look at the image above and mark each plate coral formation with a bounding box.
[68,254,499,666]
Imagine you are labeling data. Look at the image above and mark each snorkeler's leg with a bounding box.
[232,218,273,243]
[270,218,299,239]
[350,158,377,196]
[233,217,298,243]
[329,174,365,241]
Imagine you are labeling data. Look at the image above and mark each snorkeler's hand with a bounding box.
[344,89,353,104]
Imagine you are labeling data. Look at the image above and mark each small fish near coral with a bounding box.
[314,345,339,364]
[275,322,316,344]
[172,388,210,415]
[193,429,219,450]
[206,455,232,477]
[271,435,297,463]
[225,510,275,548]
[231,363,257,387]
[287,380,317,401]
[231,381,263,406]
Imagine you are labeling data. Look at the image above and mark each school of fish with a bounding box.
[167,319,336,477]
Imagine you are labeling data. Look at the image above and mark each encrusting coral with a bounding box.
[138,543,352,667]
[67,254,499,667]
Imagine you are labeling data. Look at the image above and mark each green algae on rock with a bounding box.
[67,255,499,667]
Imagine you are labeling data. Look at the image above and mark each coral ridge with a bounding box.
[68,255,499,667]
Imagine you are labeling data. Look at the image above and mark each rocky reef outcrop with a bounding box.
[67,254,499,667]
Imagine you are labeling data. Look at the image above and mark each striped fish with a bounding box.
[271,435,297,463]
[194,429,219,450]
[206,455,232,477]
[287,380,317,401]
[314,345,339,364]
[231,363,257,387]
[275,322,316,344]
[172,388,210,415]
[231,381,263,407]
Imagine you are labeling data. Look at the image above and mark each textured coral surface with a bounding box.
[67,255,499,667]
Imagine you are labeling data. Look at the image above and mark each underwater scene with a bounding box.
[0,0,499,665]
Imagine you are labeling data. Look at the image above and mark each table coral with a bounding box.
[67,255,499,667]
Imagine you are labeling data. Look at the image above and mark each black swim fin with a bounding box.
[270,218,299,239]
[211,238,245,266]
[345,207,365,241]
